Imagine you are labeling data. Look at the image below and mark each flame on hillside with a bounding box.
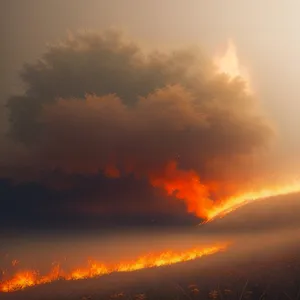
[204,180,300,223]
[0,244,227,293]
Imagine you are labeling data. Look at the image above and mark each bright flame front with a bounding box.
[0,244,227,293]
[204,181,300,223]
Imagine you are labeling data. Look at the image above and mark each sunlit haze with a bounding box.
[1,1,300,299]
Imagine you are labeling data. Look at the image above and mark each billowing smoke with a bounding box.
[4,30,273,220]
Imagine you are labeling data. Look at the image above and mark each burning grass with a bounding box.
[0,243,227,293]
[204,180,300,223]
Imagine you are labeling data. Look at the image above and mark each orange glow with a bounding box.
[11,260,19,267]
[0,244,227,293]
[147,162,300,224]
[149,161,213,219]
[214,39,252,93]
[204,180,300,223]
[1,271,37,292]
[104,164,120,178]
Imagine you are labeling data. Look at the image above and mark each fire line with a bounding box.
[0,244,227,293]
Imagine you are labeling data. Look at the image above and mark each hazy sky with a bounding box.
[1,0,300,229]
[1,0,300,150]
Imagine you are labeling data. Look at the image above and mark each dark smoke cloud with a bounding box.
[7,30,212,143]
[33,84,270,181]
[2,30,273,225]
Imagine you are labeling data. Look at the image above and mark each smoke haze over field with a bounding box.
[0,29,274,225]
[1,1,300,228]
[1,4,300,300]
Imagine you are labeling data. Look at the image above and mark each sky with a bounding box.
[1,0,300,229]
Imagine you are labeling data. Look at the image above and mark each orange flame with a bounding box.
[204,180,300,223]
[149,161,213,219]
[0,244,227,293]
[148,162,300,224]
